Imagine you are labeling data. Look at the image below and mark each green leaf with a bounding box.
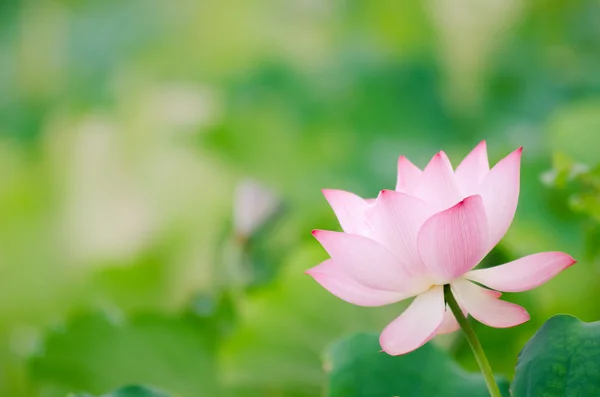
[512,315,600,397]
[326,333,510,397]
[220,244,404,395]
[548,100,600,167]
[451,283,544,377]
[70,385,172,397]
[30,312,219,397]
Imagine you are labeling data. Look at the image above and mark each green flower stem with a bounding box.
[443,284,502,397]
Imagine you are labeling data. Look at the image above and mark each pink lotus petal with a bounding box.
[414,151,463,210]
[379,286,445,355]
[312,230,412,292]
[436,301,469,335]
[322,189,372,236]
[451,279,529,328]
[395,156,422,194]
[479,147,522,252]
[455,141,490,196]
[306,259,410,306]
[417,195,489,283]
[466,252,576,292]
[435,305,460,335]
[366,190,436,276]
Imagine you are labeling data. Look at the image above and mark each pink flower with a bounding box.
[306,142,576,355]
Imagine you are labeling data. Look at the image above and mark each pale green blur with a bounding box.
[0,1,599,396]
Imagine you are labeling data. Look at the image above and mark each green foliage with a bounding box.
[545,152,600,261]
[29,313,218,397]
[326,333,510,397]
[71,385,172,397]
[220,243,403,395]
[547,101,600,167]
[0,0,599,395]
[512,315,600,397]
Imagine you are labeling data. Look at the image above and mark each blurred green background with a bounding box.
[1,0,600,396]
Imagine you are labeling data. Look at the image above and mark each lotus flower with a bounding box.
[306,142,575,355]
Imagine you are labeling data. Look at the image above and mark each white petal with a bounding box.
[455,141,490,196]
[466,252,576,292]
[306,259,409,306]
[414,151,463,211]
[379,286,445,355]
[312,230,413,292]
[451,279,529,328]
[322,189,372,236]
[478,148,522,252]
[396,156,422,194]
[417,195,489,283]
[366,190,436,277]
[436,302,469,335]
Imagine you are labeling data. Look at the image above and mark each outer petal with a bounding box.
[436,302,469,335]
[379,286,445,355]
[395,156,422,194]
[322,189,371,236]
[417,195,489,283]
[413,151,463,211]
[306,259,409,306]
[366,190,436,277]
[436,306,460,335]
[455,141,490,196]
[479,147,522,251]
[451,279,529,328]
[312,230,411,292]
[466,252,576,292]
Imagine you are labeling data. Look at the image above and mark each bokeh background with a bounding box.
[1,0,600,396]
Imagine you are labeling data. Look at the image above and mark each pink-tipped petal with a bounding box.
[312,230,411,292]
[414,151,463,210]
[366,190,436,275]
[379,286,445,355]
[479,147,522,251]
[436,306,460,335]
[466,252,576,292]
[451,279,529,328]
[322,189,371,236]
[396,156,422,194]
[436,301,469,335]
[306,260,409,306]
[417,195,489,283]
[455,141,490,196]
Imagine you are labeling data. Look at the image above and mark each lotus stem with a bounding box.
[443,284,502,397]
